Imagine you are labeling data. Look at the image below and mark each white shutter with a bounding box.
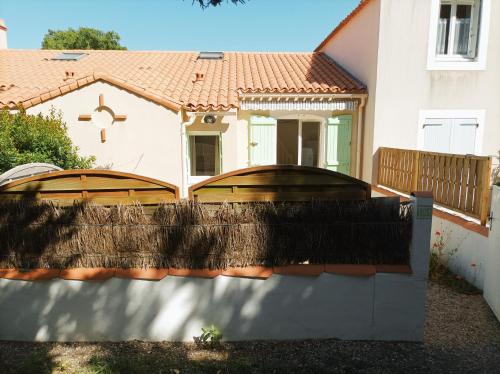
[423,119,452,153]
[450,118,477,154]
[467,1,481,58]
[249,116,277,166]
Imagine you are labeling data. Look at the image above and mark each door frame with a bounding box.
[274,113,326,168]
[248,112,357,175]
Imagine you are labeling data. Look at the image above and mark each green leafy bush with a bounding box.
[0,109,95,173]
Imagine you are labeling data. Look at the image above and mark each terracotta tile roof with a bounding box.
[314,0,373,52]
[0,50,366,112]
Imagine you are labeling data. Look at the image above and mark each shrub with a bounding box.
[0,109,95,173]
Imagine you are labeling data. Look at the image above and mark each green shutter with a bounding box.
[249,116,277,166]
[326,115,352,175]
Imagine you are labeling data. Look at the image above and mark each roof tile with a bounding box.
[0,50,366,111]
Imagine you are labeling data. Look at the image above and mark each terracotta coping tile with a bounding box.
[324,264,376,277]
[0,264,414,281]
[59,268,115,281]
[222,266,273,279]
[168,268,221,278]
[273,264,325,276]
[375,265,412,274]
[114,268,168,281]
[0,268,60,280]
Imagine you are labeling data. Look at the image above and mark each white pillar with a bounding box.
[409,191,433,279]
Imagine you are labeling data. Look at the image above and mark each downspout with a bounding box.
[357,96,367,180]
[180,109,195,199]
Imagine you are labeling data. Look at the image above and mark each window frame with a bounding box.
[427,0,490,70]
[187,131,222,185]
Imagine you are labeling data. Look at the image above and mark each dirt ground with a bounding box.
[1,281,499,374]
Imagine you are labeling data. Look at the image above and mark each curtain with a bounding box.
[453,18,471,55]
[436,18,449,54]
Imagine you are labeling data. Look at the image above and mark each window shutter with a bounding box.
[249,116,277,166]
[467,1,481,58]
[423,119,452,153]
[450,119,478,154]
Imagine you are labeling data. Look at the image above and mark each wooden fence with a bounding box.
[189,165,371,203]
[378,147,492,225]
[0,170,179,206]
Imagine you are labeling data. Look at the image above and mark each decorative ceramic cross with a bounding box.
[78,94,127,143]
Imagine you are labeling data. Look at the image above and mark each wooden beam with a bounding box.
[114,114,127,121]
[78,114,92,121]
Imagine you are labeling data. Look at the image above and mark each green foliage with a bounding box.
[194,325,223,346]
[194,0,245,8]
[0,109,95,173]
[41,27,126,50]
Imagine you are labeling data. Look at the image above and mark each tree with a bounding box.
[0,109,95,173]
[41,27,127,50]
[194,0,246,8]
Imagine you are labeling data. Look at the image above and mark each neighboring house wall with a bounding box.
[319,0,381,181]
[320,0,500,181]
[373,0,499,165]
[26,81,183,187]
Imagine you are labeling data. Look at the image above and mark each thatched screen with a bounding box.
[0,170,179,206]
[0,197,412,269]
[189,165,371,203]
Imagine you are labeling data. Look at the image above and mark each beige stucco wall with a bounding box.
[319,0,381,181]
[27,81,183,188]
[25,81,364,193]
[320,0,500,182]
[373,0,500,166]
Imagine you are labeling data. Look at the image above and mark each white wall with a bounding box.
[430,215,489,289]
[27,81,183,187]
[0,272,424,342]
[373,0,500,170]
[484,186,500,320]
[319,0,381,181]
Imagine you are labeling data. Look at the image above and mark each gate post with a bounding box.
[410,191,433,279]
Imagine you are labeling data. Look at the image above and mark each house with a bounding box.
[315,0,500,182]
[0,21,368,197]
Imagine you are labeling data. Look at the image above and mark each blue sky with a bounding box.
[0,0,359,51]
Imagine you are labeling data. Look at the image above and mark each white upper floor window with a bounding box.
[427,0,490,70]
[435,0,480,59]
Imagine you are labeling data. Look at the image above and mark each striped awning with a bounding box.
[240,99,358,111]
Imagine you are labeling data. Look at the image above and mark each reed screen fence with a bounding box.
[0,199,412,269]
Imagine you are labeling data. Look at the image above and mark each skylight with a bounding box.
[198,51,224,60]
[51,52,87,61]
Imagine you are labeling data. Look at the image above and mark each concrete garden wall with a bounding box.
[0,195,432,342]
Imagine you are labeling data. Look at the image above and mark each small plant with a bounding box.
[429,227,480,294]
[194,324,223,347]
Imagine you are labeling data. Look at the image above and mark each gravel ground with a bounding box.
[1,281,499,374]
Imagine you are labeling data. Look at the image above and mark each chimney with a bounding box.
[0,19,7,49]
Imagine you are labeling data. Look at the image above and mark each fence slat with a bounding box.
[378,147,491,225]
